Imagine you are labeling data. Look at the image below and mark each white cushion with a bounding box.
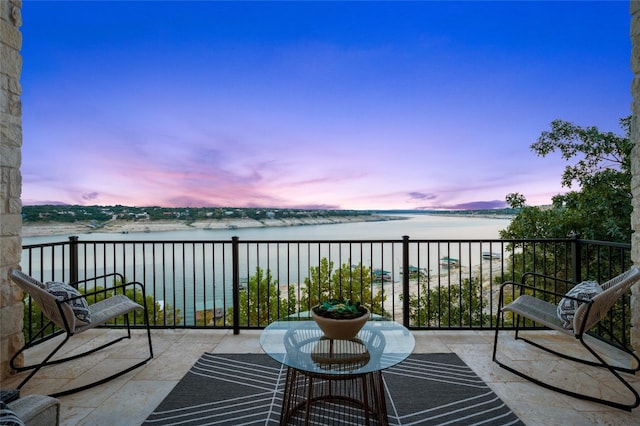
[557,280,602,329]
[46,281,91,323]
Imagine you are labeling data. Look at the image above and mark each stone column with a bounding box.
[0,0,23,380]
[631,0,640,349]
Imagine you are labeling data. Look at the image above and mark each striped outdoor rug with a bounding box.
[143,353,523,425]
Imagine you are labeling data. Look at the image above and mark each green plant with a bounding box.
[403,277,494,327]
[300,258,387,317]
[225,266,297,327]
[313,298,367,319]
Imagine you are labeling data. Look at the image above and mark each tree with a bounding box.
[225,267,297,327]
[299,258,387,316]
[404,277,493,327]
[497,117,632,336]
[112,287,182,326]
[501,116,632,243]
[107,276,182,326]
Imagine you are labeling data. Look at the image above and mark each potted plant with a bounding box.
[311,298,370,340]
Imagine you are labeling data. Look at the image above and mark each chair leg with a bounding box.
[514,334,640,374]
[493,316,640,411]
[14,332,72,391]
[12,312,154,398]
[141,293,154,360]
[10,320,59,372]
[14,330,135,372]
[579,334,640,410]
[49,312,154,398]
[50,356,151,398]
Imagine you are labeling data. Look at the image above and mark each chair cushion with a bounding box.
[0,401,24,426]
[46,281,92,323]
[557,280,602,329]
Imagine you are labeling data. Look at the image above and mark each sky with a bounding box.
[19,1,632,211]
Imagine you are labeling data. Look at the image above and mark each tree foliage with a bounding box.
[404,277,493,327]
[224,259,388,326]
[497,117,633,338]
[225,267,297,326]
[501,116,632,243]
[299,258,388,316]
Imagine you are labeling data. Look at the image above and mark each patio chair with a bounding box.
[493,266,640,411]
[8,269,154,397]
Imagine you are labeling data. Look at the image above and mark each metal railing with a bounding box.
[19,235,633,345]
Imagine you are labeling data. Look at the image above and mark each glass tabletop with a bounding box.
[260,311,415,376]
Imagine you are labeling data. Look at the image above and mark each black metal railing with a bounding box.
[19,235,632,345]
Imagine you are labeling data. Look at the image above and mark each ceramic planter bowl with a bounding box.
[311,306,370,340]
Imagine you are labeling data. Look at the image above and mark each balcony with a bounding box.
[20,236,635,343]
[8,236,640,424]
[3,328,640,425]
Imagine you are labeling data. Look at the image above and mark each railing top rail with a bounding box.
[21,241,69,249]
[573,239,631,249]
[22,236,600,249]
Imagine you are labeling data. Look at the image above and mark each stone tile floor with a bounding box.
[3,328,640,425]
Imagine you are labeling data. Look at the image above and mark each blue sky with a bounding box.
[19,1,631,210]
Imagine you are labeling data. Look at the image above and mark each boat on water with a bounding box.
[372,269,393,282]
[440,257,459,267]
[400,265,429,279]
[482,251,501,260]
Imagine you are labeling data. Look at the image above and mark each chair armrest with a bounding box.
[62,274,147,309]
[521,272,576,285]
[498,280,578,309]
[58,281,145,302]
[519,272,577,296]
[69,273,145,295]
[69,272,126,288]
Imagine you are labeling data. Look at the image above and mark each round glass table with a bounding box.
[260,311,415,425]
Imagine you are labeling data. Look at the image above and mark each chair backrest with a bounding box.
[9,269,77,331]
[574,267,640,334]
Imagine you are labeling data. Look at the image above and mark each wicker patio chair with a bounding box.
[8,269,154,397]
[493,266,640,411]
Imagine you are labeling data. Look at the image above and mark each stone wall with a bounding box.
[0,0,23,380]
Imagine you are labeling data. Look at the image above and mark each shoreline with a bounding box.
[21,214,405,237]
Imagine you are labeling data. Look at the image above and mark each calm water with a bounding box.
[23,214,512,244]
[21,214,512,322]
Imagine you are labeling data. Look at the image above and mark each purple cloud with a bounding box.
[408,192,437,201]
[82,192,99,201]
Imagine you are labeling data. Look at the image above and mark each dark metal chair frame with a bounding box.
[9,269,154,398]
[493,267,640,411]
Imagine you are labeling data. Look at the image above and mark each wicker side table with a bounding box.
[281,334,386,425]
[260,312,414,426]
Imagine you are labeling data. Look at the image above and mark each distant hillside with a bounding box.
[370,208,518,217]
[21,205,379,224]
[22,205,518,225]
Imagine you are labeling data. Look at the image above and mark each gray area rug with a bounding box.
[143,353,523,425]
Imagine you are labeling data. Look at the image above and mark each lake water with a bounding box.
[21,214,513,322]
[23,214,512,244]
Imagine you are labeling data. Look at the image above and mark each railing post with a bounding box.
[402,235,410,328]
[69,236,79,283]
[232,236,240,335]
[570,233,582,283]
